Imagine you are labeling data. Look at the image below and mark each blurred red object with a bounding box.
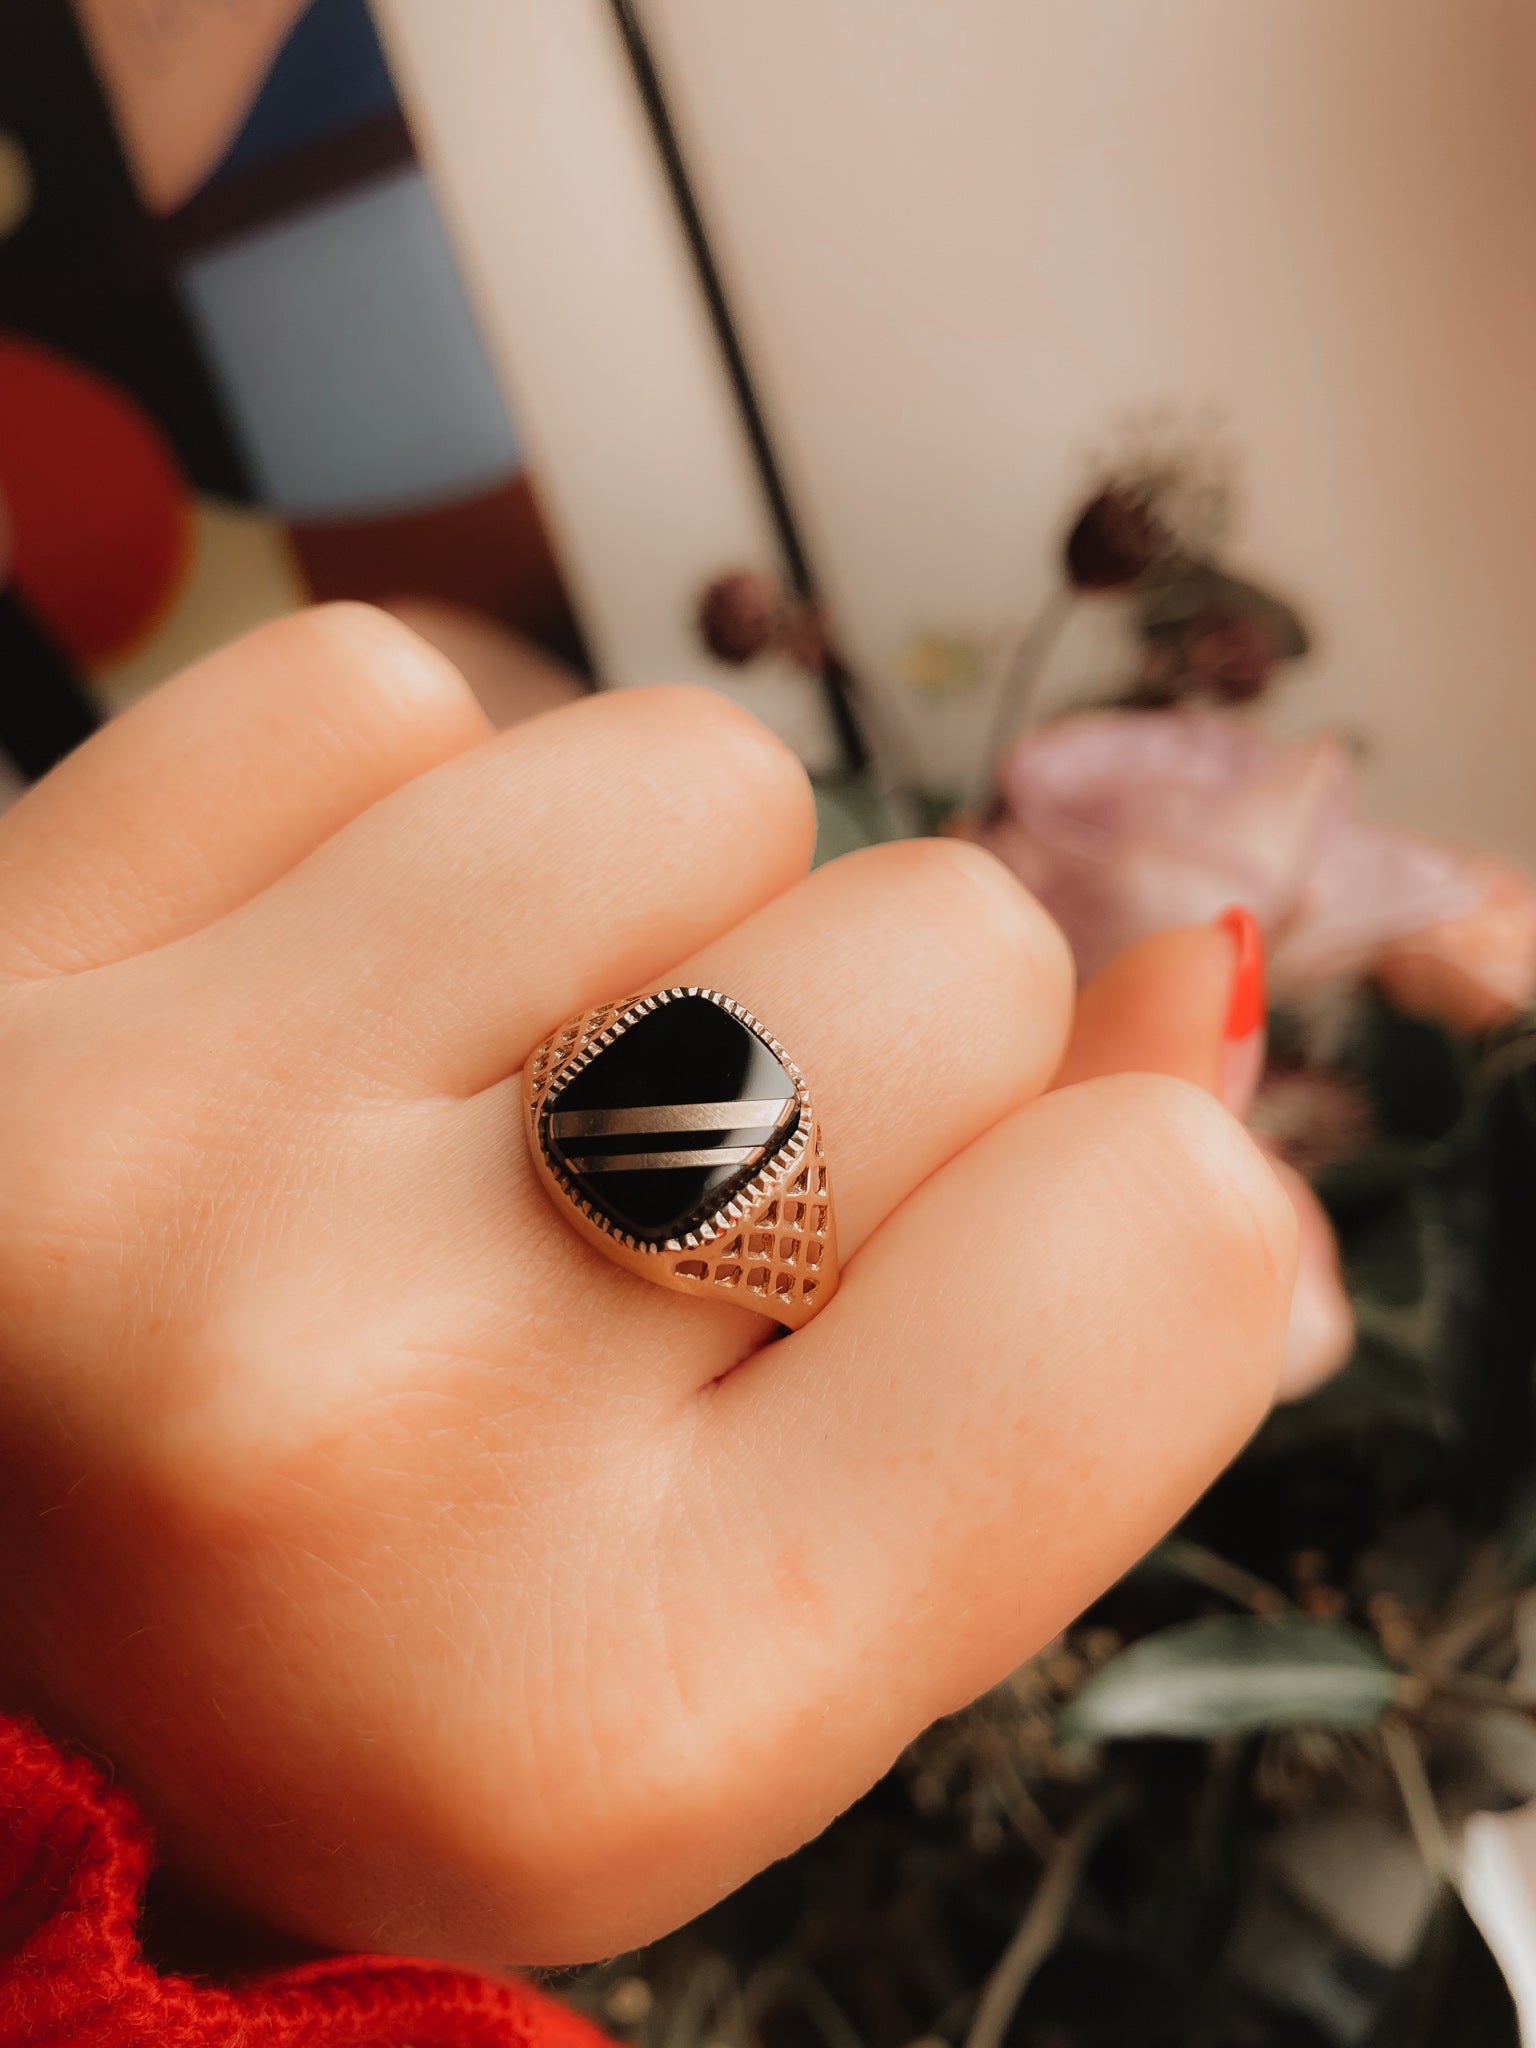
[0,1712,608,2047]
[0,333,191,666]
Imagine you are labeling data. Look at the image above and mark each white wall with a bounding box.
[642,0,1536,855]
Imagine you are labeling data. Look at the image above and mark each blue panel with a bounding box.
[178,168,519,518]
[215,0,400,181]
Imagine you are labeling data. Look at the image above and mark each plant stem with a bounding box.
[964,1786,1129,2048]
[1418,1589,1519,1681]
[968,584,1075,812]
[1431,1670,1536,1717]
[1382,1718,1457,1885]
[661,1955,744,2048]
[742,1965,866,2048]
[1156,1537,1291,1615]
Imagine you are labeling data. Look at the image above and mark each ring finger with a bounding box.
[448,833,1075,1391]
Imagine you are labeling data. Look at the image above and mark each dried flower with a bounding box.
[696,570,834,676]
[696,569,782,665]
[1064,487,1167,591]
[1184,608,1282,703]
[1132,563,1309,711]
[1080,406,1239,563]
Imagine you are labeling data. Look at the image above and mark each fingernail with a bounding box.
[1216,905,1266,1115]
[1218,906,1265,1039]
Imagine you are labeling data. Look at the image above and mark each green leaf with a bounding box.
[810,773,910,866]
[1061,1616,1399,1741]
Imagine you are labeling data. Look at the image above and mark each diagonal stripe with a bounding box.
[549,1098,792,1140]
[566,1146,761,1174]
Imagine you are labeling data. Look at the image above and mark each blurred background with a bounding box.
[7,1,1536,853]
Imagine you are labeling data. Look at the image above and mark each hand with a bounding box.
[0,605,1294,1964]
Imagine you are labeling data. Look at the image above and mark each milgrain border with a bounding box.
[525,986,813,1256]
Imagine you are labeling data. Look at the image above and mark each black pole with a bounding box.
[606,0,868,773]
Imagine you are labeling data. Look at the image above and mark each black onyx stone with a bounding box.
[545,994,797,1243]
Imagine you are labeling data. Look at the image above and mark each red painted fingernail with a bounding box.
[1217,905,1266,1040]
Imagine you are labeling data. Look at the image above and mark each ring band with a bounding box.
[524,987,839,1328]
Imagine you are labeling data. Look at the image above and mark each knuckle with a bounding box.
[857,835,1074,1004]
[297,597,428,663]
[623,683,816,838]
[282,602,489,741]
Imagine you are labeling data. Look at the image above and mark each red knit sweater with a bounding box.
[0,1714,609,2046]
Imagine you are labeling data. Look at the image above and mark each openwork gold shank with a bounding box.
[523,988,839,1330]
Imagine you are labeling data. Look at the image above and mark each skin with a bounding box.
[0,605,1295,1964]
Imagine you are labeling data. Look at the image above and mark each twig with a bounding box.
[1412,1030,1536,1175]
[660,1955,745,2048]
[968,1721,1062,1860]
[1382,1718,1457,1886]
[1465,1030,1536,1101]
[1417,1587,1519,1681]
[742,1963,865,2048]
[997,1775,1063,1863]
[1429,1670,1536,1717]
[1156,1536,1291,1615]
[969,585,1075,811]
[964,1786,1130,2048]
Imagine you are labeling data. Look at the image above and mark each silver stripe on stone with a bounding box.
[549,1098,791,1140]
[564,1146,762,1174]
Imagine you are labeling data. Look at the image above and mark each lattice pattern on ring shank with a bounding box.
[526,999,624,1110]
[667,1119,830,1316]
